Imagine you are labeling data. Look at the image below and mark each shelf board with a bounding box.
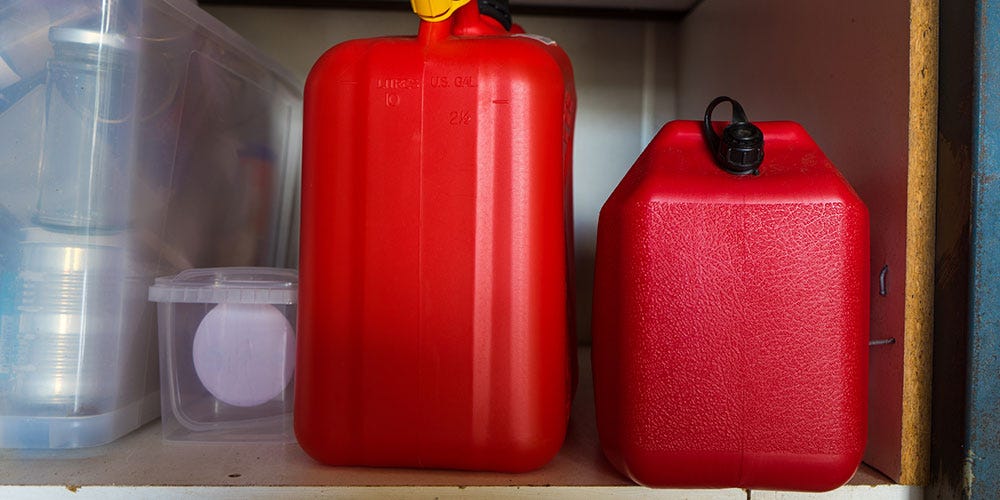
[196,0,693,20]
[0,348,916,497]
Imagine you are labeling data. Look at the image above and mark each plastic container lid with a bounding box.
[49,27,136,52]
[148,267,297,305]
[21,226,127,246]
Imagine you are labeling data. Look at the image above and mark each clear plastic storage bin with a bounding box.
[149,268,297,443]
[0,0,302,448]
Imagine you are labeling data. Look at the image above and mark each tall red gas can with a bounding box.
[591,98,869,491]
[296,0,576,472]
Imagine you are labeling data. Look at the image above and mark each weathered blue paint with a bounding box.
[968,1,1000,497]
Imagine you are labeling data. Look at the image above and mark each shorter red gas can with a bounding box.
[591,98,869,491]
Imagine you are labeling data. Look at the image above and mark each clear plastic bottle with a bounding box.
[35,27,137,231]
[9,228,128,414]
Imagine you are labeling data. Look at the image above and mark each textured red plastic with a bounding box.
[591,120,869,491]
[296,6,576,472]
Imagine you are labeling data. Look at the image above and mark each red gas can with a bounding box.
[296,0,576,472]
[591,98,869,491]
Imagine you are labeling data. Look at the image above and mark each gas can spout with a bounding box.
[413,0,478,43]
[412,0,472,23]
[417,16,455,44]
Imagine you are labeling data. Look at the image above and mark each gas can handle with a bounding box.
[703,96,765,175]
[478,0,512,30]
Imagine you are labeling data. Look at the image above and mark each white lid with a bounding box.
[148,267,297,305]
[49,27,137,52]
[21,226,127,247]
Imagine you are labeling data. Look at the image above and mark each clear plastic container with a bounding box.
[0,0,302,448]
[149,268,297,442]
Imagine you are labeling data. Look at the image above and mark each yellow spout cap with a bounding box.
[411,0,473,22]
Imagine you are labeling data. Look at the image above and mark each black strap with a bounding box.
[479,0,512,31]
[703,96,765,175]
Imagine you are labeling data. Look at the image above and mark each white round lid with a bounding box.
[148,267,297,305]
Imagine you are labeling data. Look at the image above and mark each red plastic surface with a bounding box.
[591,121,869,491]
[296,5,576,473]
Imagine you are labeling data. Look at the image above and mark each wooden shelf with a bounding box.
[0,348,915,498]
[196,0,693,20]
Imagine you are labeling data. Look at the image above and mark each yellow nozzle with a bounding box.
[411,0,473,22]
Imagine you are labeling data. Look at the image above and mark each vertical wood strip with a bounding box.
[900,0,938,485]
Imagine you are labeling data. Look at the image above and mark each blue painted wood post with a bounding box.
[968,1,1000,496]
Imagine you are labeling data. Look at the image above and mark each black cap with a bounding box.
[718,122,764,174]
